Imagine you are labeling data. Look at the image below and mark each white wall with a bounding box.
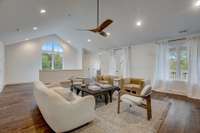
[83,50,100,79]
[5,35,83,85]
[99,51,111,74]
[0,42,5,92]
[39,70,84,83]
[131,44,156,82]
[98,44,157,82]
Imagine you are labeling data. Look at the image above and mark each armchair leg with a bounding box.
[146,95,152,120]
[117,91,121,114]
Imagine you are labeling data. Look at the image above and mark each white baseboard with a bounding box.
[5,81,33,86]
[153,89,200,100]
[0,84,6,93]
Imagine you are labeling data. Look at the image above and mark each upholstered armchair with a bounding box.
[121,78,145,96]
[117,85,152,120]
[96,75,113,86]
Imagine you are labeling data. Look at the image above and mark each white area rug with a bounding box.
[72,98,171,133]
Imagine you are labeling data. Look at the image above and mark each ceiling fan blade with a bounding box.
[77,0,114,37]
[77,28,100,33]
[99,31,108,37]
[89,28,99,32]
[98,19,113,32]
[76,29,90,31]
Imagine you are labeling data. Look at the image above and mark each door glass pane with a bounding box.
[54,54,63,70]
[169,48,177,80]
[180,47,188,81]
[42,53,52,70]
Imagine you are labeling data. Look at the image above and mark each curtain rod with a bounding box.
[156,33,200,44]
[167,37,187,43]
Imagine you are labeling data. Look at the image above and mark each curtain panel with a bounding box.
[154,37,200,99]
[153,41,170,90]
[187,37,200,98]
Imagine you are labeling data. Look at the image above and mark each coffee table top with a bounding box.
[74,84,119,95]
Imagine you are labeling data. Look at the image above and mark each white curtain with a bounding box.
[187,37,200,98]
[122,47,132,78]
[106,47,132,77]
[108,50,117,75]
[153,41,170,89]
[154,37,200,99]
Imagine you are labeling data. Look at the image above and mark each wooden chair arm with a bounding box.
[118,90,139,97]
[119,89,152,98]
[140,91,152,98]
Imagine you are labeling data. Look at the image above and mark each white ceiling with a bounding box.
[0,0,200,51]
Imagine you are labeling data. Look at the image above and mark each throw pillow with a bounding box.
[54,88,75,101]
[140,85,152,97]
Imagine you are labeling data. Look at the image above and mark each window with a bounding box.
[42,42,64,70]
[169,45,189,81]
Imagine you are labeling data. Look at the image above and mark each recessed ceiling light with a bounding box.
[136,20,142,27]
[195,0,200,7]
[106,32,111,36]
[40,9,46,14]
[25,38,29,41]
[87,39,91,42]
[67,40,71,43]
[33,27,38,31]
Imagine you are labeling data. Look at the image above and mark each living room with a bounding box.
[0,0,200,133]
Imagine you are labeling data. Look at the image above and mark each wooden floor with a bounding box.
[0,83,200,133]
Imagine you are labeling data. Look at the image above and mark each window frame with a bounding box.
[168,43,189,81]
[41,42,64,70]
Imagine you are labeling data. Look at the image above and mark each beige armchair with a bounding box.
[96,75,113,85]
[121,78,145,96]
[117,85,152,120]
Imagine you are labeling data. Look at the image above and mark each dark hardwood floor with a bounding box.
[0,83,200,133]
[0,83,53,133]
[153,92,200,133]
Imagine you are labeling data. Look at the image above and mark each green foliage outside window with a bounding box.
[169,50,177,71]
[42,53,52,70]
[169,47,188,80]
[42,42,63,70]
[54,54,63,70]
[180,50,188,71]
[42,53,63,70]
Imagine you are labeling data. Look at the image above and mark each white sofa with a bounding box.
[33,81,95,133]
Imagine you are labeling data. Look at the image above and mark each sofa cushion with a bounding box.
[99,80,109,84]
[53,87,75,102]
[124,84,141,89]
[121,94,143,105]
[103,75,110,81]
[123,78,131,84]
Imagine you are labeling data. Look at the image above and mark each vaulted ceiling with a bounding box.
[0,0,200,51]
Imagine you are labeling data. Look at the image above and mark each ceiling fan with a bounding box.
[78,0,113,37]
